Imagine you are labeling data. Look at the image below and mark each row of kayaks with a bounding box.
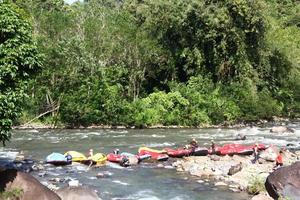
[46,143,267,166]
[46,151,106,166]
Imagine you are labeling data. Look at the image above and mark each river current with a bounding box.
[2,122,300,200]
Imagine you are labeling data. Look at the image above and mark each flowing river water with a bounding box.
[2,121,300,200]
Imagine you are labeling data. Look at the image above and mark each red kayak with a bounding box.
[164,148,192,158]
[219,144,253,156]
[107,153,124,163]
[138,150,169,161]
[251,143,267,151]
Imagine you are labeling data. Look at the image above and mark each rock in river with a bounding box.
[265,161,300,200]
[56,186,100,200]
[0,169,61,200]
[270,126,294,133]
[228,163,243,176]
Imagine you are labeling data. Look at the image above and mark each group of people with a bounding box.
[252,143,284,170]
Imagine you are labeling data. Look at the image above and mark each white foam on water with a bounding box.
[109,130,129,134]
[80,135,88,139]
[112,180,130,186]
[147,142,175,148]
[112,189,160,200]
[112,134,126,138]
[106,162,125,169]
[129,142,175,148]
[0,151,18,160]
[258,138,292,147]
[151,134,166,138]
[86,132,103,136]
[27,129,39,133]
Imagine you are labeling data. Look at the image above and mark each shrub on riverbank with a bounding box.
[0,188,23,200]
[247,176,266,195]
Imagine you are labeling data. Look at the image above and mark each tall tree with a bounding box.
[0,2,41,145]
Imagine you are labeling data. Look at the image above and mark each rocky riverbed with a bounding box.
[172,149,300,197]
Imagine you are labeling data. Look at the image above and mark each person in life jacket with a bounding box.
[274,150,284,170]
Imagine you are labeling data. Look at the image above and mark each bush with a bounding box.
[247,176,266,195]
[0,188,23,200]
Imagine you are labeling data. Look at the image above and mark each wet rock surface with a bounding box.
[270,126,295,133]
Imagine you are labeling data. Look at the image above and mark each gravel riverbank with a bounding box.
[172,149,300,198]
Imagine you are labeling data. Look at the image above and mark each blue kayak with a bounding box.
[46,152,71,166]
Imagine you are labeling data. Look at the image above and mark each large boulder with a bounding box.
[235,133,246,140]
[265,161,300,200]
[0,169,61,200]
[56,186,100,200]
[260,146,278,162]
[270,126,294,133]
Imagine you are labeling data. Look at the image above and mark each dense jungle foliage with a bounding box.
[1,0,300,141]
[0,1,41,144]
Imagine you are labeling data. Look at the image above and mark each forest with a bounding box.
[1,0,300,143]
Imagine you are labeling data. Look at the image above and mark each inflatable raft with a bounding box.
[164,148,192,158]
[64,151,106,165]
[46,152,71,166]
[138,147,169,161]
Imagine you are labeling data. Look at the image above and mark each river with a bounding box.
[2,122,300,200]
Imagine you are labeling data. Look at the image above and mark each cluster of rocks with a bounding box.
[172,149,300,199]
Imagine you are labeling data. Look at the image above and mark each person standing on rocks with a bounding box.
[252,143,260,164]
[273,150,284,170]
[210,140,216,154]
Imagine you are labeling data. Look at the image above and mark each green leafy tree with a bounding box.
[0,2,41,145]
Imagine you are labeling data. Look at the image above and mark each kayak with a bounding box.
[46,152,71,166]
[107,153,124,163]
[138,147,169,161]
[193,147,209,156]
[251,143,267,151]
[138,147,166,154]
[164,148,192,158]
[219,144,253,156]
[64,151,87,162]
[87,153,107,165]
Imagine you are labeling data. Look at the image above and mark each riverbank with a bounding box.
[172,149,300,198]
[13,117,300,130]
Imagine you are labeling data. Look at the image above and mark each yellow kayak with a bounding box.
[64,151,87,162]
[88,153,107,165]
[138,147,167,154]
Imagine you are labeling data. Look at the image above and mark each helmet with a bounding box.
[113,149,120,154]
[65,154,72,162]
